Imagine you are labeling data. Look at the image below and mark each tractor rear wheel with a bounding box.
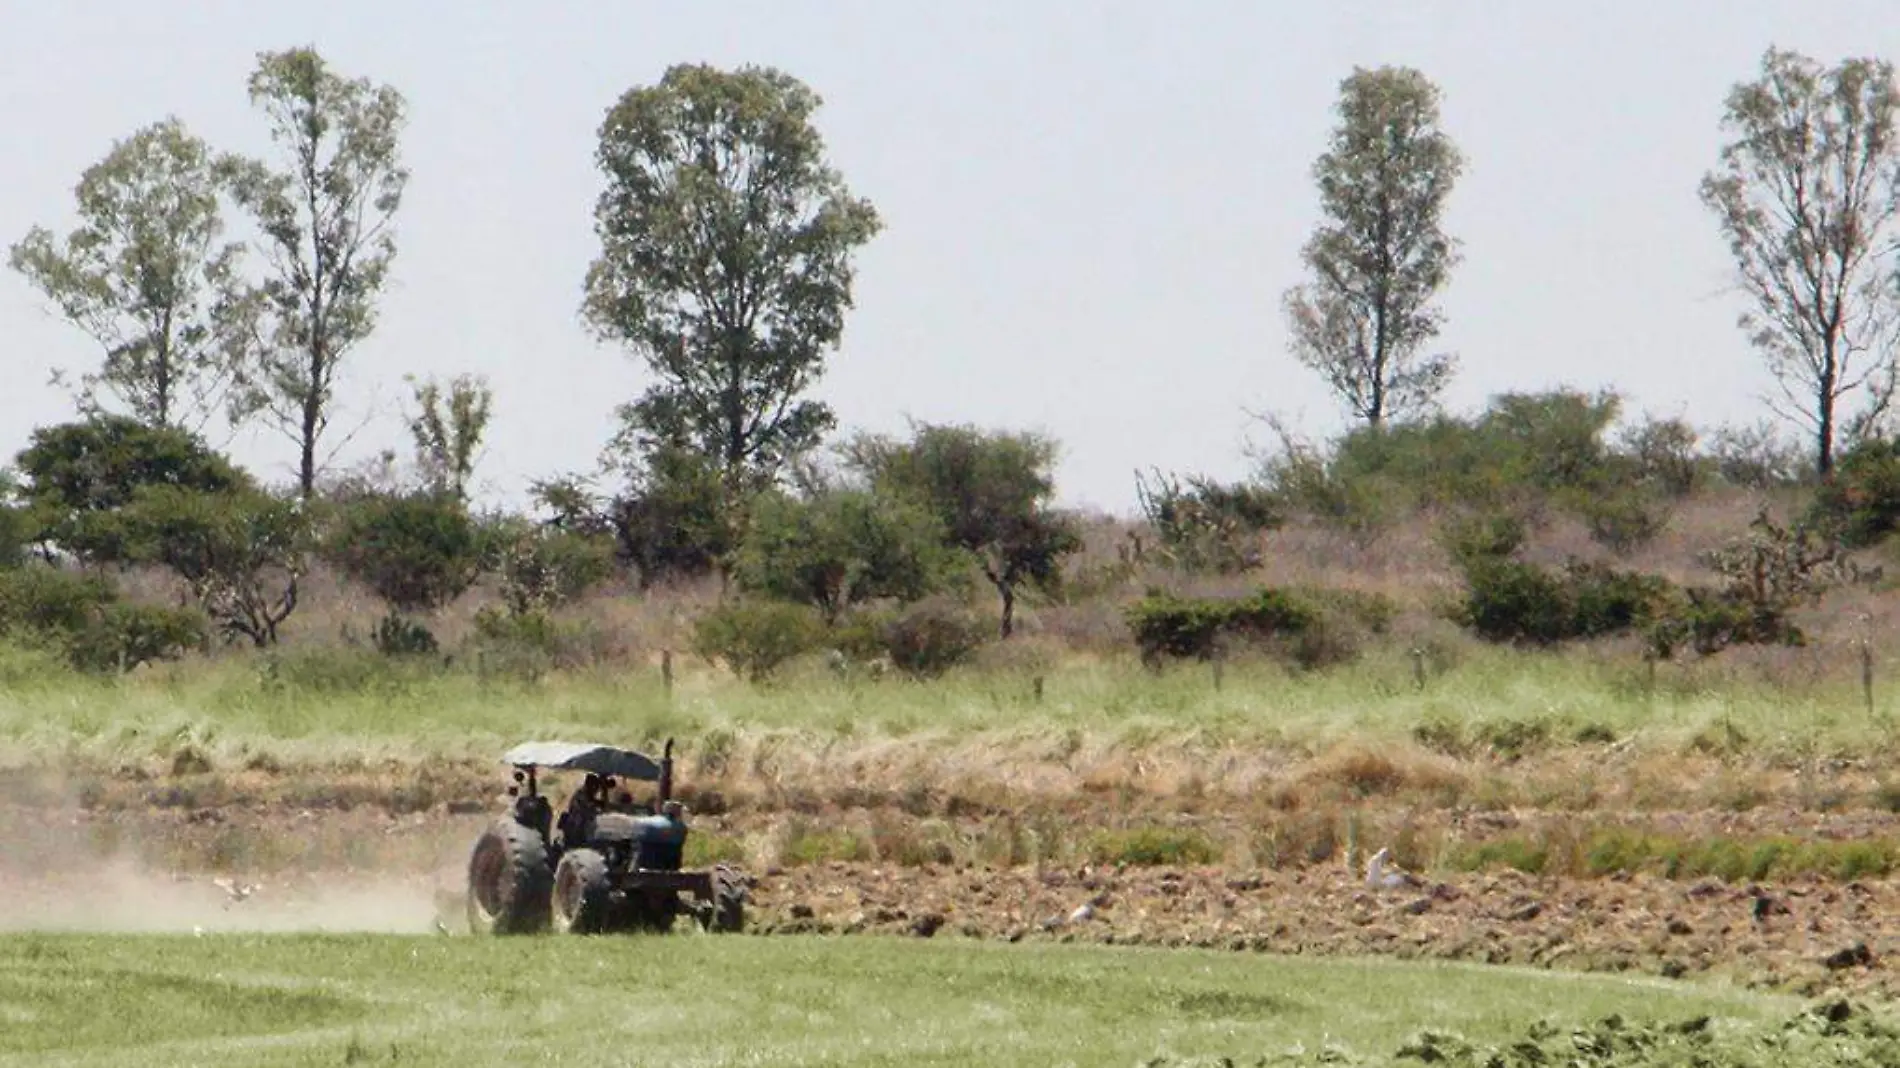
[709,865,746,933]
[466,819,552,935]
[552,849,611,934]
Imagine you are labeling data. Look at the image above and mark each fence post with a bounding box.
[1863,640,1876,719]
[661,648,674,699]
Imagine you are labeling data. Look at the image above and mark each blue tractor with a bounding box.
[465,738,747,935]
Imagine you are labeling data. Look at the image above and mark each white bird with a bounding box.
[212,877,261,907]
[1365,848,1424,891]
[1041,892,1108,930]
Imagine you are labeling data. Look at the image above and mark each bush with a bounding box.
[488,522,617,616]
[1125,585,1391,669]
[1810,437,1900,547]
[1454,559,1575,645]
[865,600,989,680]
[691,600,826,683]
[1616,413,1702,497]
[324,491,485,615]
[65,602,208,673]
[1645,588,1803,659]
[1456,557,1669,646]
[733,489,955,622]
[0,501,27,570]
[0,566,204,672]
[1125,590,1235,664]
[1438,510,1527,569]
[0,565,114,636]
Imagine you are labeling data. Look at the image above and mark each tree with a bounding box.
[731,488,951,622]
[227,47,409,498]
[582,63,882,497]
[1702,47,1900,476]
[1283,66,1464,428]
[13,416,248,564]
[404,372,492,502]
[121,484,310,647]
[10,118,254,431]
[847,423,1083,638]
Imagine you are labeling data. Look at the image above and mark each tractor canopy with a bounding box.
[500,741,663,781]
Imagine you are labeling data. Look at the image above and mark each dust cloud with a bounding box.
[0,858,455,934]
[0,766,469,935]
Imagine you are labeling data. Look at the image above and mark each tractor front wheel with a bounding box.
[467,819,552,935]
[553,849,611,934]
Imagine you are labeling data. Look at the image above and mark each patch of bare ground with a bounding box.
[747,862,1900,999]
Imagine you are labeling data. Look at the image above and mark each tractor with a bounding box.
[465,738,746,935]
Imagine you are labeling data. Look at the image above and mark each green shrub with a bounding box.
[1455,557,1670,646]
[1616,413,1703,497]
[1126,585,1390,670]
[1645,588,1802,659]
[65,602,208,673]
[1810,437,1900,547]
[733,489,955,622]
[1455,559,1574,645]
[324,491,485,615]
[470,606,621,679]
[691,600,826,683]
[1437,510,1527,569]
[489,523,616,616]
[0,566,203,673]
[1125,590,1234,664]
[606,444,733,589]
[0,565,114,636]
[873,600,988,680]
[1261,390,1632,536]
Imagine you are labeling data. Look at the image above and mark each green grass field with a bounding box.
[0,932,1810,1068]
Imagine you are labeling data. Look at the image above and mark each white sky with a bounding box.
[3,2,1897,515]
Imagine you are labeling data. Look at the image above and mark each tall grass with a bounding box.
[3,630,1895,772]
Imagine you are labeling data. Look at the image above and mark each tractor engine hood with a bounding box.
[589,813,686,846]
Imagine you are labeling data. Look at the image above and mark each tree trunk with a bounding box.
[996,581,1015,640]
[298,392,321,499]
[1817,375,1836,478]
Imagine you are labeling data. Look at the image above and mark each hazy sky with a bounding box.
[4,2,1898,515]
